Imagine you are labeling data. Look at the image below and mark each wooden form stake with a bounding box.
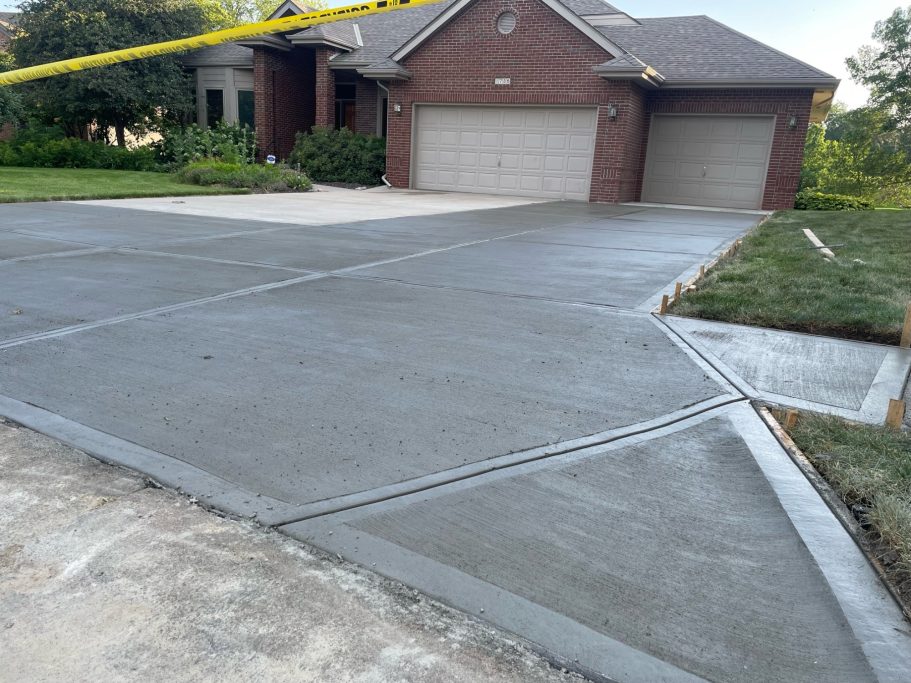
[886,399,906,429]
[659,294,669,315]
[901,303,911,348]
[674,281,683,299]
[783,409,799,430]
[698,264,706,279]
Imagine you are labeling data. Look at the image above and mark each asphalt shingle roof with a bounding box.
[0,11,18,25]
[292,0,458,66]
[188,1,833,85]
[182,42,254,67]
[598,15,836,83]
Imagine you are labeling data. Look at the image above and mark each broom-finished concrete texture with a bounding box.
[664,316,911,425]
[0,422,575,683]
[1,192,908,682]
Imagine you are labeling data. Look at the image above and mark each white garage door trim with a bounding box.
[642,114,775,210]
[412,105,597,201]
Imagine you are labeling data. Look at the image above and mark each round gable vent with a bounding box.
[496,11,517,35]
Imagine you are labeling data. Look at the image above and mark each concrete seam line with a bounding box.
[0,223,557,351]
[651,314,752,399]
[335,272,629,311]
[0,246,112,265]
[114,247,314,274]
[271,395,748,526]
[0,272,328,350]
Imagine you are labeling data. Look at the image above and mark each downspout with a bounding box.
[376,81,392,186]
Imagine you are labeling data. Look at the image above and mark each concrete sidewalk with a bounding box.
[0,421,575,683]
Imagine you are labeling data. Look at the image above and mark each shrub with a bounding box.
[0,124,159,171]
[156,122,257,168]
[794,190,874,211]
[177,158,311,192]
[289,127,386,186]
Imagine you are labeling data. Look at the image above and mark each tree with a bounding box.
[0,52,24,125]
[846,6,911,131]
[800,105,911,206]
[13,0,212,145]
[205,0,328,27]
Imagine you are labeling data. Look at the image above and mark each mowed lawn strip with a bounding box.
[0,167,250,203]
[671,210,911,344]
[789,414,911,607]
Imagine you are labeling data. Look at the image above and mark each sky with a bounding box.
[0,0,898,107]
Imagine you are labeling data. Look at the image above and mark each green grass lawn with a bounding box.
[0,167,250,203]
[789,414,911,606]
[671,209,911,344]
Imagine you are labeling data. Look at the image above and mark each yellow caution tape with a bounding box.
[0,0,443,86]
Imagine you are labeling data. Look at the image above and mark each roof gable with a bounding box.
[391,0,624,62]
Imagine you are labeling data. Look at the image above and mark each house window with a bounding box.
[237,90,255,129]
[205,89,224,128]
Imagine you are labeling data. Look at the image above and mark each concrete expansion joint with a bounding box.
[270,395,750,527]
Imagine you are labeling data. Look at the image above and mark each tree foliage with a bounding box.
[801,105,911,206]
[846,6,911,131]
[0,52,24,125]
[12,0,212,145]
[204,0,328,27]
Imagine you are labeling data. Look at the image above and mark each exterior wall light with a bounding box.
[607,103,619,120]
[393,103,402,114]
[787,114,798,130]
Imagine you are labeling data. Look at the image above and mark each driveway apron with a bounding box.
[1,194,907,682]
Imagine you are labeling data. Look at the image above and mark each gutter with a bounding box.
[376,81,393,188]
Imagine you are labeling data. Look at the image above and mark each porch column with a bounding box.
[314,47,337,128]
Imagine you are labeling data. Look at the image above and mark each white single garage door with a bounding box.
[642,115,774,209]
[413,105,597,201]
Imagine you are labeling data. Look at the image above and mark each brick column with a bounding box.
[253,47,316,160]
[314,47,336,128]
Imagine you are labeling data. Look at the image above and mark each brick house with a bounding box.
[187,0,838,210]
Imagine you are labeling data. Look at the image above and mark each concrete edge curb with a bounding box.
[756,404,911,623]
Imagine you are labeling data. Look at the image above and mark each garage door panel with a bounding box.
[480,132,499,147]
[738,143,771,162]
[742,118,774,138]
[566,156,590,173]
[644,115,773,209]
[439,130,459,146]
[684,119,713,137]
[523,133,545,149]
[414,106,595,200]
[734,165,765,182]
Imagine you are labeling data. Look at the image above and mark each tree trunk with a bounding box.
[115,121,127,147]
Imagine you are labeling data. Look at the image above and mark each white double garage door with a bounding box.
[412,105,774,209]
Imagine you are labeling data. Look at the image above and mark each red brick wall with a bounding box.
[638,88,814,210]
[379,0,813,207]
[386,0,628,196]
[355,77,378,136]
[314,47,336,128]
[253,47,315,160]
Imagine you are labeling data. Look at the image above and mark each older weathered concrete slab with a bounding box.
[0,251,304,340]
[666,316,911,422]
[79,189,548,226]
[0,277,726,506]
[512,225,729,255]
[285,404,911,683]
[0,422,573,683]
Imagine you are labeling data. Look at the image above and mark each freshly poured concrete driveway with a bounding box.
[1,191,908,682]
